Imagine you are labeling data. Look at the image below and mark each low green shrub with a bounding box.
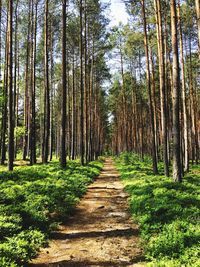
[98,156,106,162]
[0,159,103,265]
[115,153,200,266]
[147,221,200,259]
[0,214,22,239]
[0,230,45,264]
[0,257,18,267]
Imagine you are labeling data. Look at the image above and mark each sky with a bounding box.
[101,0,129,91]
[102,0,129,71]
[102,0,128,27]
[102,0,129,122]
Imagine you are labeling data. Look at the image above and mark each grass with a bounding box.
[0,159,103,267]
[115,152,200,267]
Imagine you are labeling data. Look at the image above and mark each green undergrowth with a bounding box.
[0,159,103,266]
[115,153,200,267]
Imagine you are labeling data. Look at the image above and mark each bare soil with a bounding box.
[28,159,144,267]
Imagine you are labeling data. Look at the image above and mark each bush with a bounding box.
[0,214,22,240]
[98,156,106,162]
[0,159,103,264]
[0,230,45,264]
[0,257,18,267]
[115,152,200,266]
[147,221,200,259]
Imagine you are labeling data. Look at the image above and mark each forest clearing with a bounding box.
[0,0,200,266]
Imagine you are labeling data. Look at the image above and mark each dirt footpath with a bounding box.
[28,159,144,267]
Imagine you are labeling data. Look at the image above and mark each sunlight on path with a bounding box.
[28,159,144,267]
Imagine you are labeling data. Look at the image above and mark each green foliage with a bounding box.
[147,221,200,259]
[0,215,22,239]
[98,156,106,162]
[0,230,45,264]
[115,153,200,266]
[0,257,18,267]
[14,127,25,139]
[0,160,103,266]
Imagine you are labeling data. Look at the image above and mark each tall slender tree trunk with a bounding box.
[178,1,189,172]
[1,8,9,165]
[149,46,159,161]
[23,0,31,160]
[16,40,19,156]
[14,0,19,158]
[119,39,128,152]
[49,19,54,162]
[141,0,158,174]
[89,37,95,161]
[154,0,169,176]
[84,0,89,162]
[80,0,84,165]
[163,10,171,165]
[60,0,67,168]
[42,0,50,163]
[8,0,14,171]
[195,0,200,59]
[170,0,182,182]
[30,0,38,165]
[0,0,1,86]
[0,0,2,156]
[67,52,71,159]
[71,52,76,160]
[188,36,199,164]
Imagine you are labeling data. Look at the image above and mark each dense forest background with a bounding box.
[0,0,199,180]
[0,0,200,266]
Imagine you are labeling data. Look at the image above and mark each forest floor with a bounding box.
[28,159,144,267]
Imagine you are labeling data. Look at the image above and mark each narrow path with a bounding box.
[29,159,144,267]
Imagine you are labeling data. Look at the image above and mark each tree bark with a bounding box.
[71,52,76,160]
[1,6,9,165]
[30,0,38,165]
[170,0,182,182]
[0,0,2,157]
[14,0,19,158]
[23,0,31,160]
[154,0,169,176]
[60,0,67,168]
[42,0,50,163]
[8,0,14,171]
[80,0,85,165]
[178,1,189,172]
[141,0,158,174]
[195,0,200,60]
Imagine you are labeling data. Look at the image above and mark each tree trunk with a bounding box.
[170,0,182,182]
[0,0,1,153]
[30,0,38,165]
[71,52,76,160]
[80,0,85,165]
[178,1,189,172]
[49,19,54,162]
[84,0,89,162]
[149,47,159,160]
[14,0,19,158]
[1,7,9,165]
[23,0,31,160]
[60,0,67,168]
[154,0,169,176]
[141,0,158,174]
[8,0,14,171]
[42,0,50,163]
[195,0,200,60]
